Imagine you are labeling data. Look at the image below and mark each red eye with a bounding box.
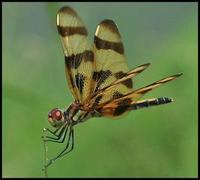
[48,108,64,128]
[55,110,62,120]
[48,108,63,121]
[52,109,62,120]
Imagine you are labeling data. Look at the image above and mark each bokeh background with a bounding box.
[2,2,197,178]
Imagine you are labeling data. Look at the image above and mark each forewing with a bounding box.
[90,19,133,106]
[57,6,95,102]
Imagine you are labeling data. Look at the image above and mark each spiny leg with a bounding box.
[45,126,66,141]
[59,128,74,159]
[45,127,74,168]
[42,125,63,139]
[45,125,69,143]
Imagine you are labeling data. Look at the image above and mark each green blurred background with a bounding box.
[2,2,197,178]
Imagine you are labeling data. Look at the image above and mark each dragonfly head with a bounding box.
[48,108,65,128]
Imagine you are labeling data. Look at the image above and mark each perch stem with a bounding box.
[43,128,48,178]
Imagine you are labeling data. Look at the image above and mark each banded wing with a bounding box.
[96,73,182,117]
[57,6,95,102]
[87,19,134,107]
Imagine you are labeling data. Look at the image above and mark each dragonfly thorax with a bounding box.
[66,102,90,123]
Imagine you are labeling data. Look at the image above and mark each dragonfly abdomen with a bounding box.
[130,97,173,110]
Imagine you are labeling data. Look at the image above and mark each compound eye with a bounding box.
[54,109,62,120]
[48,108,65,128]
[50,108,62,121]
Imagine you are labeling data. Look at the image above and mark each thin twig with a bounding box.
[42,128,48,178]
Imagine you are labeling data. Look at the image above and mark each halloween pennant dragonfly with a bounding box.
[44,6,182,167]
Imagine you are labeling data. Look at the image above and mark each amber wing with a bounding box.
[56,6,95,102]
[96,73,182,117]
[87,19,138,108]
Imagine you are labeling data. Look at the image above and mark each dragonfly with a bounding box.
[43,6,182,167]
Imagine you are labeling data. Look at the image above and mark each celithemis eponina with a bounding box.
[43,6,182,167]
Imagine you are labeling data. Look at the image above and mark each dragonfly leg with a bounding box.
[42,126,62,139]
[45,127,74,167]
[45,126,65,140]
[59,128,74,158]
[44,126,69,143]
